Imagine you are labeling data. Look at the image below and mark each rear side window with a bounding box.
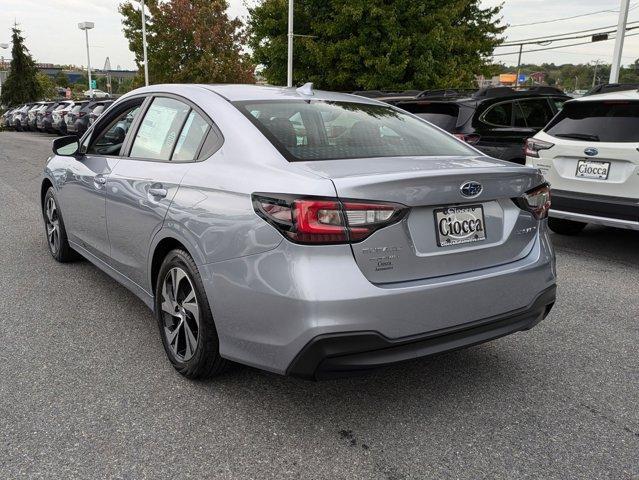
[172,111,210,162]
[545,100,639,142]
[398,103,459,132]
[482,102,512,127]
[235,100,474,162]
[130,97,191,161]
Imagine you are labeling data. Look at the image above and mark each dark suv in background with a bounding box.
[379,86,570,164]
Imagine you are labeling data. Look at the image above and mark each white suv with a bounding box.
[525,89,639,234]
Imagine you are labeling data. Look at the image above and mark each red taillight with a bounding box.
[253,194,407,244]
[454,133,481,145]
[78,112,86,117]
[525,138,554,158]
[515,184,551,220]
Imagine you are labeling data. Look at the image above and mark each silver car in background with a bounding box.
[41,84,556,380]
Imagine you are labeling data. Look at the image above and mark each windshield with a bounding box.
[545,100,639,142]
[235,100,475,162]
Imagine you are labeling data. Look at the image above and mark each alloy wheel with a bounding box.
[160,267,200,362]
[45,197,60,254]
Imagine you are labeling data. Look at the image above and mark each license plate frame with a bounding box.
[576,159,611,180]
[434,204,487,247]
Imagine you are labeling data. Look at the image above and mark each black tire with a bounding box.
[548,217,587,236]
[42,187,77,262]
[155,249,227,379]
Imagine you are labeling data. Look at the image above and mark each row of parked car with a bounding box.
[1,99,114,135]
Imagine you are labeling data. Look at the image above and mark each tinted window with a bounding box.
[482,102,512,127]
[399,103,460,132]
[551,97,568,112]
[545,100,639,142]
[172,111,210,162]
[87,105,141,156]
[130,97,190,161]
[517,99,553,128]
[236,100,474,162]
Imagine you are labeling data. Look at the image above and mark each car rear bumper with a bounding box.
[202,227,556,375]
[288,285,555,379]
[550,189,639,230]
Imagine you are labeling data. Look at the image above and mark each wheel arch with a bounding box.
[40,177,54,207]
[148,232,206,296]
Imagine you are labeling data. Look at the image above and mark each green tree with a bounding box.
[36,73,57,99]
[1,26,43,106]
[248,0,504,90]
[119,0,254,84]
[54,71,69,87]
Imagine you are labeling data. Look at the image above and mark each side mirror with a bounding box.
[52,135,80,156]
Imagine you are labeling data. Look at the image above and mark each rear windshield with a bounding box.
[71,105,83,113]
[545,100,639,142]
[396,102,460,131]
[92,105,105,114]
[234,100,474,161]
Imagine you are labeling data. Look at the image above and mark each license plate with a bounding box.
[576,159,610,180]
[434,205,487,247]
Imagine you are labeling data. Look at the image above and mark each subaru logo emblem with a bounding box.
[584,147,598,156]
[460,181,482,198]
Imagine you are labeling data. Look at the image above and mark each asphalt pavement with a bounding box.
[0,131,637,479]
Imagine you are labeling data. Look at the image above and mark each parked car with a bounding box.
[40,101,71,133]
[526,88,639,234]
[1,106,19,129]
[65,101,89,134]
[12,103,36,131]
[87,100,114,127]
[52,101,76,133]
[27,102,49,131]
[34,102,54,131]
[84,89,110,99]
[390,86,570,164]
[41,84,556,380]
[69,100,113,135]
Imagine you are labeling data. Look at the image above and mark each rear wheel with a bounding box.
[548,217,586,235]
[42,187,76,262]
[155,249,227,379]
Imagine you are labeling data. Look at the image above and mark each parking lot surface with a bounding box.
[1,131,638,479]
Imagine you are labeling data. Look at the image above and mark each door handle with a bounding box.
[149,187,168,198]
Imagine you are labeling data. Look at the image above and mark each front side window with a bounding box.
[235,100,475,162]
[130,97,190,161]
[86,104,141,156]
[517,99,554,128]
[545,100,639,142]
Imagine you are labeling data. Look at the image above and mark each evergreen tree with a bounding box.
[248,0,505,90]
[1,26,43,106]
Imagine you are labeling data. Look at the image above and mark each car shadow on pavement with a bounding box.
[550,224,639,266]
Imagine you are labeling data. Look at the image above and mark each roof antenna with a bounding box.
[296,82,314,96]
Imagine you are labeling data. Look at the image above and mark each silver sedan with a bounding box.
[41,84,556,379]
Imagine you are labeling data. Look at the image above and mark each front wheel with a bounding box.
[42,187,77,262]
[548,217,586,236]
[155,249,227,379]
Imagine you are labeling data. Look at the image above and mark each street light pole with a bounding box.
[0,43,8,100]
[610,0,631,83]
[287,0,293,87]
[78,22,95,98]
[140,0,149,86]
[515,43,523,87]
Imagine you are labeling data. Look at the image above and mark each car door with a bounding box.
[105,96,211,291]
[56,100,144,263]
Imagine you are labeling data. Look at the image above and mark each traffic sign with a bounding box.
[90,80,97,89]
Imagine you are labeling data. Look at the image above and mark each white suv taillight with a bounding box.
[516,184,551,219]
[525,138,554,158]
[253,194,407,244]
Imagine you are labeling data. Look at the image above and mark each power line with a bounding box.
[508,5,636,28]
[500,21,639,46]
[493,31,639,57]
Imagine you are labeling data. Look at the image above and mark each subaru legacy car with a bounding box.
[41,84,556,380]
[526,89,639,233]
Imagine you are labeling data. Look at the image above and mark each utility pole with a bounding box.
[515,44,523,87]
[592,60,600,88]
[287,0,293,87]
[141,0,149,86]
[610,0,630,83]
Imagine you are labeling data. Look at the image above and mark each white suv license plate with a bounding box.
[576,159,610,180]
[434,205,487,247]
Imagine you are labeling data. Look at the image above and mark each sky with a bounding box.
[0,0,637,70]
